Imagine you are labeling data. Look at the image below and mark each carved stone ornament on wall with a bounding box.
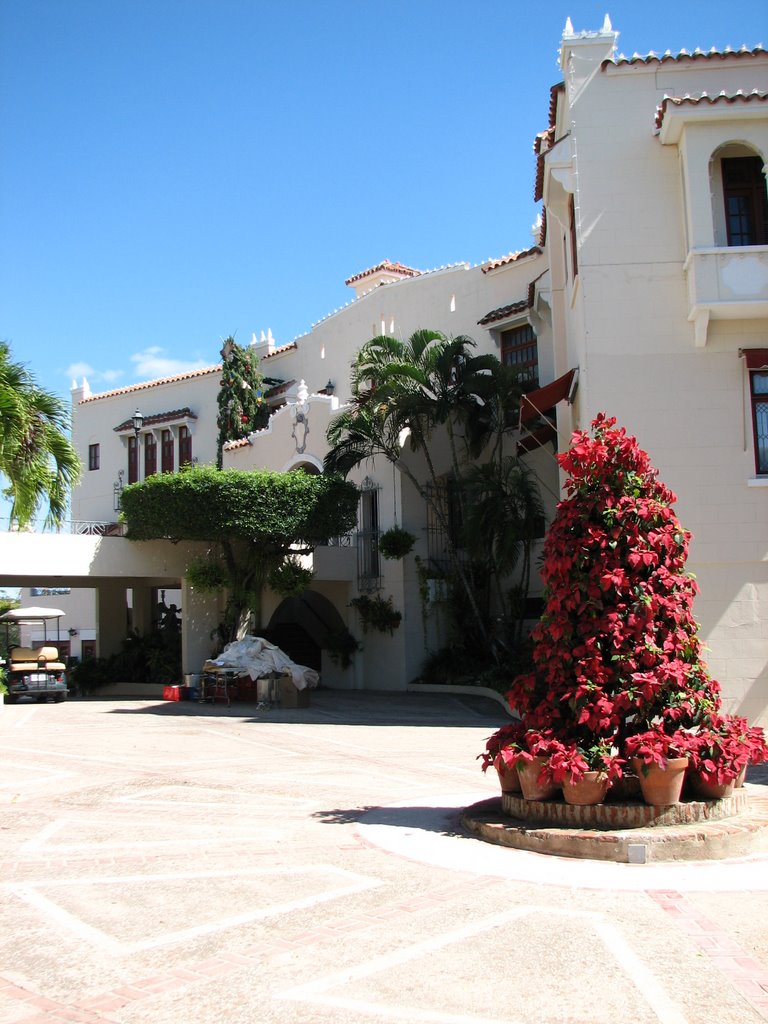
[291,380,310,454]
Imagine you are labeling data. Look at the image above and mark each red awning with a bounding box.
[742,349,768,370]
[517,421,557,455]
[519,368,578,426]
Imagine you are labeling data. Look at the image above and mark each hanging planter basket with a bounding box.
[377,527,416,560]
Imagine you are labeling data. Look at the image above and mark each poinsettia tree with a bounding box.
[503,413,767,782]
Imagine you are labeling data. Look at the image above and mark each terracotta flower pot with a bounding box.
[517,756,558,801]
[735,764,747,788]
[494,753,521,794]
[689,772,735,801]
[562,770,610,806]
[632,757,688,806]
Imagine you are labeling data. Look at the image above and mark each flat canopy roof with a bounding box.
[0,607,65,622]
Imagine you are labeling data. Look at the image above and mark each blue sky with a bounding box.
[1,1,765,403]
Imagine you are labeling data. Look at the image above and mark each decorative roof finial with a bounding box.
[602,14,612,32]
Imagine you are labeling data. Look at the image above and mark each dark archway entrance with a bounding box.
[265,591,346,671]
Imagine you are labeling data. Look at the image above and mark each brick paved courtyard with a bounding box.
[2,690,768,1024]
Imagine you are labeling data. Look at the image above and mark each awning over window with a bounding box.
[519,368,578,427]
[742,349,768,370]
[517,421,557,455]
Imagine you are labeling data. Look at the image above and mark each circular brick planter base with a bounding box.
[461,785,768,863]
[502,788,748,828]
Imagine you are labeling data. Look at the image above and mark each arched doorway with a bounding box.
[264,591,346,671]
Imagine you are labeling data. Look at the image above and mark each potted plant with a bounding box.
[513,731,560,802]
[478,721,526,793]
[624,725,694,805]
[688,714,768,798]
[324,628,360,669]
[350,594,402,634]
[547,738,624,806]
[377,526,416,560]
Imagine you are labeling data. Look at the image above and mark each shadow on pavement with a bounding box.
[99,688,508,729]
[313,803,468,837]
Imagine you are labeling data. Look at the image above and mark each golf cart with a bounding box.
[0,607,69,703]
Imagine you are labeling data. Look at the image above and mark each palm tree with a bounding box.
[0,342,80,528]
[325,329,534,656]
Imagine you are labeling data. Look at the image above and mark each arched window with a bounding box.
[711,144,768,247]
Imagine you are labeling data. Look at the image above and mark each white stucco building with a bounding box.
[535,18,767,722]
[6,17,767,720]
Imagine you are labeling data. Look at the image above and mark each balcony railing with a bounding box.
[685,246,768,346]
[4,520,126,537]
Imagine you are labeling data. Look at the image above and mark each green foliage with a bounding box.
[0,596,20,660]
[186,556,229,593]
[121,465,358,546]
[216,337,270,468]
[267,558,314,597]
[0,341,80,527]
[121,466,358,644]
[325,628,361,668]
[325,329,542,665]
[69,628,182,693]
[377,526,416,560]
[350,594,402,635]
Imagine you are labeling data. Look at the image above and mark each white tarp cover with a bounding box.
[202,636,319,691]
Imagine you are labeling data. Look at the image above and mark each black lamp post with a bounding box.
[131,408,144,438]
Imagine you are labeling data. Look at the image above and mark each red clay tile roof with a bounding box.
[655,89,767,129]
[114,408,198,432]
[81,343,296,404]
[534,131,571,203]
[478,299,530,326]
[344,260,422,286]
[537,208,547,248]
[481,247,541,274]
[263,342,298,358]
[81,365,222,403]
[604,44,767,69]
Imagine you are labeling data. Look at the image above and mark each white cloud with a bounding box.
[65,361,125,386]
[65,347,210,390]
[65,361,95,379]
[130,347,211,379]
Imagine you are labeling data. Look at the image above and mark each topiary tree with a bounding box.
[505,413,766,783]
[121,465,359,644]
[216,337,270,468]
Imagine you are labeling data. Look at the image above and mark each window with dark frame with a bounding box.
[750,370,768,475]
[144,433,157,477]
[161,428,174,473]
[357,483,381,589]
[128,436,138,484]
[500,323,539,386]
[179,425,192,466]
[88,443,100,471]
[723,156,768,247]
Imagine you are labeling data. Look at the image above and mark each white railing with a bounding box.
[2,520,125,537]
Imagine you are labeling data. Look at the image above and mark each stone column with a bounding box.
[96,582,127,658]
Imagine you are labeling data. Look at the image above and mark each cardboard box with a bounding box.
[279,676,310,708]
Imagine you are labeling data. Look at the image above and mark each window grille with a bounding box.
[357,477,381,591]
[425,479,465,573]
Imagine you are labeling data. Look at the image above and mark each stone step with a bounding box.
[461,784,768,863]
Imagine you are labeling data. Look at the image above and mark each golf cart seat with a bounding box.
[10,646,67,672]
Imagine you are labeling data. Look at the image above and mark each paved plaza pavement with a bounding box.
[2,688,768,1024]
